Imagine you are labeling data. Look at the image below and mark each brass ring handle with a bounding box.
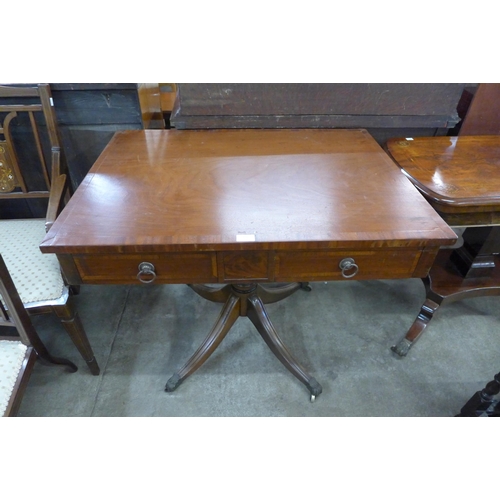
[137,262,157,283]
[339,258,359,279]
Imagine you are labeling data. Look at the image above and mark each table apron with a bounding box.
[61,247,434,285]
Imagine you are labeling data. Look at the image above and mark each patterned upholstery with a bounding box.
[0,340,28,417]
[0,219,65,305]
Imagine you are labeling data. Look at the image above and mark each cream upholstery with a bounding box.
[0,219,64,305]
[0,340,28,417]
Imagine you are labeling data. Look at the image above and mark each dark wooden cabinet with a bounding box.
[170,83,467,144]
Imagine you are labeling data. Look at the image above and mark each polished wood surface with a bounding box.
[41,129,455,257]
[386,135,500,225]
[137,83,165,129]
[159,83,177,113]
[39,128,457,398]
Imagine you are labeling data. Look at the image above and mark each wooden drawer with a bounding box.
[74,252,218,284]
[71,247,427,285]
[218,251,273,282]
[275,249,423,281]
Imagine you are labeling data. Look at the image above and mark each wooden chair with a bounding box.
[0,84,99,375]
[1,254,77,416]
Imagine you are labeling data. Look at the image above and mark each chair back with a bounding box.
[0,84,68,226]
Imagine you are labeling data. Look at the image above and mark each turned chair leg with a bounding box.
[53,301,100,375]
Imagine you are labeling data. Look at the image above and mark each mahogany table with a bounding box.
[40,129,456,400]
[386,135,500,356]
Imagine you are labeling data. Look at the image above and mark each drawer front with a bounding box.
[275,249,422,281]
[72,248,425,285]
[218,251,273,282]
[74,252,217,284]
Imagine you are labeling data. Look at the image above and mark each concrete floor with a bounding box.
[14,274,499,417]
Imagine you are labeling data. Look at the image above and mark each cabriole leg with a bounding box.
[391,298,441,357]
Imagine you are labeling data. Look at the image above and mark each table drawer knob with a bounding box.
[137,262,157,283]
[339,257,359,278]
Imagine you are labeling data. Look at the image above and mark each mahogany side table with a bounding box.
[386,135,500,356]
[40,129,456,400]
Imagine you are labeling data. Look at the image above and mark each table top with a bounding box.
[41,129,456,254]
[386,135,500,208]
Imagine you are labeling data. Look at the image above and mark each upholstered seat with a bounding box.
[0,219,64,305]
[0,340,28,417]
[0,253,77,417]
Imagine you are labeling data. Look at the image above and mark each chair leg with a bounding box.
[4,347,38,417]
[53,302,100,375]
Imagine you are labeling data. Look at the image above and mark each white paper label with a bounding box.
[236,234,255,242]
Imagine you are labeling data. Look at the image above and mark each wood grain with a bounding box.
[386,135,500,224]
[41,129,456,257]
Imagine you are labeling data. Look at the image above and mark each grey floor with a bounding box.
[14,273,499,417]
